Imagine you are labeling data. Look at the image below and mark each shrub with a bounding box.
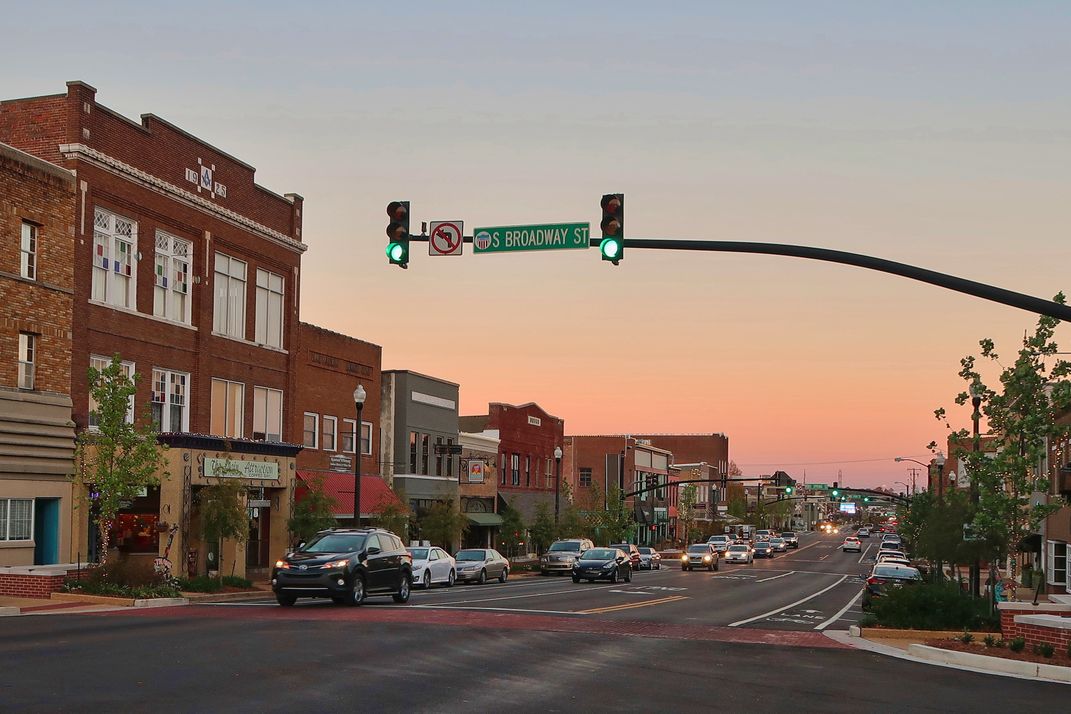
[957,630,974,644]
[62,557,181,598]
[1034,643,1055,658]
[870,582,997,631]
[176,576,224,593]
[1008,637,1026,653]
[222,575,252,589]
[983,635,997,648]
[859,613,879,627]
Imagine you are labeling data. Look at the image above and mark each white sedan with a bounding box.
[407,546,456,588]
[841,537,863,553]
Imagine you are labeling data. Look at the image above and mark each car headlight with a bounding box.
[681,555,689,561]
[703,555,711,562]
[275,560,290,569]
[322,559,349,569]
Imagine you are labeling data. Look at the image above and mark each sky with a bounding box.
[3,1,1070,488]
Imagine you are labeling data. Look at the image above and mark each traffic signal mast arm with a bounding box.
[623,476,772,499]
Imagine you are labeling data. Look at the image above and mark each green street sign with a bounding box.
[473,222,590,254]
[808,483,830,491]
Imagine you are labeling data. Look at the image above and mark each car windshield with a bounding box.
[548,542,581,552]
[781,533,795,537]
[757,543,771,548]
[638,547,654,554]
[771,538,784,543]
[455,550,487,561]
[874,566,921,579]
[581,549,618,560]
[301,533,367,554]
[728,545,749,552]
[687,545,709,554]
[709,536,728,542]
[407,548,429,560]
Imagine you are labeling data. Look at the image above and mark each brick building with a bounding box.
[460,402,564,523]
[1,81,306,577]
[0,142,76,566]
[458,429,502,548]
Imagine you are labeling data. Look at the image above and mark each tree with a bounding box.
[288,474,338,544]
[725,482,747,519]
[933,302,1071,582]
[497,501,526,557]
[197,475,249,576]
[678,483,698,545]
[370,500,410,541]
[556,480,588,540]
[588,484,634,544]
[728,461,743,478]
[75,355,166,566]
[414,499,468,552]
[529,502,556,554]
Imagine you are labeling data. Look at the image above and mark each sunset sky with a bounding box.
[4,2,1069,488]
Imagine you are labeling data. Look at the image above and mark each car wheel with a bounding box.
[499,568,509,583]
[572,575,580,583]
[478,569,487,585]
[276,594,296,607]
[423,571,431,589]
[656,562,661,570]
[682,565,687,571]
[625,568,632,583]
[348,575,366,607]
[447,570,456,587]
[392,572,412,604]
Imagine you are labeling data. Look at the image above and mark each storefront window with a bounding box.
[106,487,161,553]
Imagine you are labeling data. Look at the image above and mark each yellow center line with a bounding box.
[577,595,689,615]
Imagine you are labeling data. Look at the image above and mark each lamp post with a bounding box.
[894,480,911,498]
[554,446,563,528]
[893,457,927,495]
[352,384,366,528]
[969,380,984,598]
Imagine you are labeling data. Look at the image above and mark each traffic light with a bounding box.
[599,193,624,265]
[785,485,794,496]
[385,201,410,268]
[831,482,840,501]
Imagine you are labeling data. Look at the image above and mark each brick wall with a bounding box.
[0,568,87,598]
[1012,618,1071,651]
[1000,605,1071,641]
[0,94,67,164]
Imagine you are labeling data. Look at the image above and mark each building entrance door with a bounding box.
[33,498,60,564]
[246,507,270,569]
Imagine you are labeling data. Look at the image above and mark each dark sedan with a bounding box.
[572,548,633,583]
[863,563,923,609]
[752,541,775,558]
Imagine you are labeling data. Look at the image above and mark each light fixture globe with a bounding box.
[353,384,367,406]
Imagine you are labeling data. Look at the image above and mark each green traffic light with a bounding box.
[600,236,622,263]
[831,489,839,497]
[386,242,408,265]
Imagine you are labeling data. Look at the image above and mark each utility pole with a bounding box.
[906,467,920,496]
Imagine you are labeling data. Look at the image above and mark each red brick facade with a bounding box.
[0,568,87,598]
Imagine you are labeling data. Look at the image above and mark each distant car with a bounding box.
[841,536,862,553]
[707,535,732,553]
[572,547,633,583]
[724,543,753,564]
[881,537,903,550]
[407,546,456,589]
[540,538,594,575]
[769,537,788,552]
[876,554,911,567]
[454,548,510,584]
[608,543,642,569]
[857,528,871,538]
[753,541,775,558]
[637,546,662,570]
[682,543,720,571]
[863,563,923,608]
[779,532,799,548]
[754,530,772,542]
[876,548,907,562]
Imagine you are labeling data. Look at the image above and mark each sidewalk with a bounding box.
[0,594,115,616]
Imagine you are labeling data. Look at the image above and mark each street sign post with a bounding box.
[473,222,589,254]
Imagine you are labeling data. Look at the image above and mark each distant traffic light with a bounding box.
[385,201,410,268]
[831,482,840,501]
[785,485,794,496]
[599,193,624,265]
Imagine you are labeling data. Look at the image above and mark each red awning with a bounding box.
[669,506,679,519]
[296,471,402,519]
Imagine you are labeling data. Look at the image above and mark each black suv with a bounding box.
[272,528,413,607]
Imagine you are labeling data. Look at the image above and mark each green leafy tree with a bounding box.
[497,501,526,556]
[75,355,166,566]
[415,499,468,552]
[678,483,698,545]
[933,302,1071,582]
[726,482,747,519]
[529,502,557,554]
[288,474,338,544]
[370,500,411,541]
[556,480,588,540]
[588,484,635,544]
[197,475,249,576]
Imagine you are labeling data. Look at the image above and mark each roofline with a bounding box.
[0,91,66,106]
[299,321,383,352]
[382,369,460,388]
[0,141,75,184]
[488,401,562,421]
[140,113,255,171]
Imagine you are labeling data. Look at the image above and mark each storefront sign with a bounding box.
[329,454,353,472]
[204,458,279,480]
[468,460,485,483]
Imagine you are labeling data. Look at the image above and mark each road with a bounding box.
[1,529,1065,712]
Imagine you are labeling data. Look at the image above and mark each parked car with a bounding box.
[724,543,753,564]
[863,563,923,609]
[707,535,732,553]
[769,537,788,553]
[876,553,911,567]
[752,540,775,558]
[682,543,720,571]
[841,536,863,553]
[608,543,642,569]
[272,528,413,607]
[876,548,907,562]
[540,538,594,575]
[572,547,633,583]
[881,537,903,550]
[454,548,510,584]
[407,546,456,589]
[857,527,871,538]
[637,546,662,570]
[779,531,799,548]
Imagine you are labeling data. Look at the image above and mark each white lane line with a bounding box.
[728,575,848,627]
[407,605,585,616]
[756,571,796,583]
[421,583,617,606]
[858,544,872,564]
[814,590,862,631]
[819,554,829,561]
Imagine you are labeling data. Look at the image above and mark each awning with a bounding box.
[296,471,402,519]
[466,512,504,527]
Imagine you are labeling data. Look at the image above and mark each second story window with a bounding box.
[322,415,337,451]
[253,387,283,442]
[579,468,592,487]
[151,368,189,433]
[153,232,191,325]
[254,269,284,349]
[213,253,247,340]
[20,221,37,280]
[17,333,35,390]
[89,355,135,428]
[303,413,319,449]
[92,208,137,309]
[210,378,244,438]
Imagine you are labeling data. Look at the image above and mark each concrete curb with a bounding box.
[0,606,19,617]
[183,590,272,604]
[50,592,188,608]
[908,644,1071,684]
[825,630,1071,685]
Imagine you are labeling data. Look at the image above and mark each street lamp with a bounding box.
[553,446,563,528]
[352,384,367,528]
[969,380,984,598]
[894,480,911,497]
[893,457,927,495]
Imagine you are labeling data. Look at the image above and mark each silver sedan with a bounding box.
[454,548,510,584]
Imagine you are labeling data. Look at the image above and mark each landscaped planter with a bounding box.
[50,592,187,608]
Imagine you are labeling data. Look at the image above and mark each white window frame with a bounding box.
[210,378,245,438]
[1047,540,1067,586]
[252,386,284,442]
[322,415,338,452]
[0,498,34,541]
[92,208,137,309]
[303,412,319,449]
[17,332,35,390]
[20,221,37,280]
[254,268,284,349]
[151,368,190,433]
[89,355,135,428]
[213,253,247,339]
[153,231,192,325]
[342,418,357,454]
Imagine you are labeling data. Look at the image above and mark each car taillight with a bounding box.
[867,577,886,586]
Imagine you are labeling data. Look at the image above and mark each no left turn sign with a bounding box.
[429,221,464,256]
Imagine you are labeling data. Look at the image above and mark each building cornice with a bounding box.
[58,143,307,254]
